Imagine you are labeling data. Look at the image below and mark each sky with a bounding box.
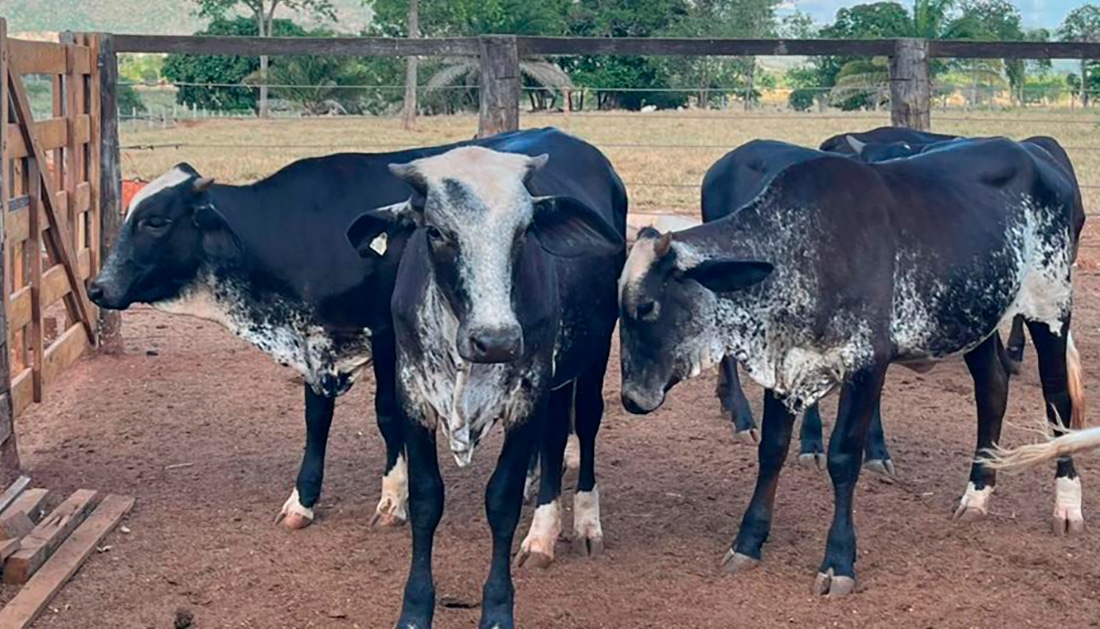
[781,0,1079,30]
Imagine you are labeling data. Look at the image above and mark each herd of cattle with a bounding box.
[84,124,1093,628]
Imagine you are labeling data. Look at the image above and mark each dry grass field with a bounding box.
[118,108,1100,213]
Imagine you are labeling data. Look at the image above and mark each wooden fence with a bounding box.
[0,22,106,468]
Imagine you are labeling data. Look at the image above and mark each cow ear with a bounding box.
[524,154,549,183]
[683,258,773,293]
[845,136,866,156]
[347,202,415,259]
[531,196,624,258]
[389,162,428,195]
[193,204,241,259]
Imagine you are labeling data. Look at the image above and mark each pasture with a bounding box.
[8,109,1100,626]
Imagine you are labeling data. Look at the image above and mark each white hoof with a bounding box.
[1052,476,1085,536]
[516,500,561,569]
[276,489,315,530]
[573,487,604,558]
[372,454,409,527]
[953,482,993,522]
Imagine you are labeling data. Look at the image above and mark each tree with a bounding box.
[163,17,307,112]
[1060,4,1100,106]
[191,0,336,117]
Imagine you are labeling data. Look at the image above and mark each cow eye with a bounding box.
[140,216,171,232]
[637,300,659,320]
[426,225,446,245]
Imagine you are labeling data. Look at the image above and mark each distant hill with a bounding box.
[0,0,371,35]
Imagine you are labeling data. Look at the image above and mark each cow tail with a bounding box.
[1067,330,1086,430]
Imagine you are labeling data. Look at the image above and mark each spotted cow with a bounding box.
[86,128,605,539]
[346,134,626,629]
[619,137,1085,595]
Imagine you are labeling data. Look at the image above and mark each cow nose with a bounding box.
[86,280,105,306]
[621,386,663,415]
[464,325,523,363]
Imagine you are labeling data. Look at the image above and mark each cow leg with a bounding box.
[516,385,571,569]
[522,450,540,505]
[396,420,444,629]
[722,390,795,573]
[719,356,758,444]
[952,334,1010,521]
[1005,315,1027,372]
[573,355,609,558]
[813,365,886,597]
[480,418,540,629]
[372,335,408,528]
[797,403,825,471]
[277,384,334,530]
[862,400,896,478]
[1027,319,1085,536]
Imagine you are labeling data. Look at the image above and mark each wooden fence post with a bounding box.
[477,35,520,138]
[0,18,19,472]
[96,35,123,354]
[889,38,930,131]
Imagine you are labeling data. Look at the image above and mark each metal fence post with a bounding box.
[889,38,931,130]
[477,35,520,138]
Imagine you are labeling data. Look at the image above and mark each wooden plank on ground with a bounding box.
[1,489,49,523]
[0,511,34,540]
[0,476,30,514]
[0,538,19,561]
[3,489,98,584]
[0,495,133,628]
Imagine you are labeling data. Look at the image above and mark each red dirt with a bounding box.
[5,278,1100,628]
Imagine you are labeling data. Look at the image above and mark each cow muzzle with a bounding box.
[86,277,131,310]
[620,385,665,415]
[459,324,524,364]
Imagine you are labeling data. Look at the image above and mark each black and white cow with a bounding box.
[86,128,604,538]
[619,137,1084,595]
[712,131,1086,473]
[346,135,625,628]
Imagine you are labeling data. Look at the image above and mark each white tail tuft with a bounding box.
[986,426,1100,472]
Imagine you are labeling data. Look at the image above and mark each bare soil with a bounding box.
[6,277,1100,628]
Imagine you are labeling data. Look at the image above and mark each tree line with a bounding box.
[134,0,1100,116]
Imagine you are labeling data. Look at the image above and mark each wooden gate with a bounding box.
[0,22,103,466]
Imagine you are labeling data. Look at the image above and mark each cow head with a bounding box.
[347,146,623,364]
[618,228,772,414]
[88,163,237,309]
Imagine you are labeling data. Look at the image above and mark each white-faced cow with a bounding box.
[619,137,1084,595]
[87,128,601,538]
[346,135,625,629]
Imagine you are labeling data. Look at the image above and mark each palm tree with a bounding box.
[827,0,980,107]
[426,58,575,112]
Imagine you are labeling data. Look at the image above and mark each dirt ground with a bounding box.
[3,278,1100,628]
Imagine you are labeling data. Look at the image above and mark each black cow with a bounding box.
[346,132,625,629]
[619,137,1084,595]
[86,128,606,541]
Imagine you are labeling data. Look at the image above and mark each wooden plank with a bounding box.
[0,511,34,540]
[96,35,121,352]
[890,38,931,132]
[113,34,481,56]
[27,157,43,403]
[478,36,520,138]
[41,324,89,389]
[0,495,133,628]
[6,118,78,159]
[0,476,30,514]
[9,251,92,332]
[518,36,898,57]
[0,538,18,561]
[87,34,103,279]
[3,489,99,584]
[10,370,31,419]
[7,40,65,75]
[0,18,15,464]
[1,489,49,523]
[8,205,28,245]
[8,69,96,341]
